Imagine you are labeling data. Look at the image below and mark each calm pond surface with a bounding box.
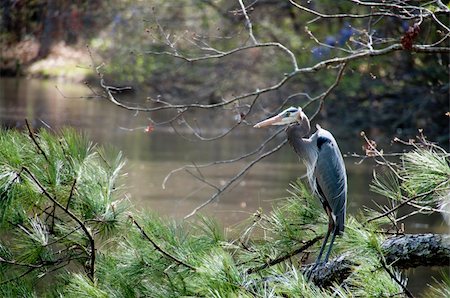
[0,77,447,294]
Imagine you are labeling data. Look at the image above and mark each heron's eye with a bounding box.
[285,112,290,117]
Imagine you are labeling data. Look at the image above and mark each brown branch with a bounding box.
[0,257,45,269]
[66,178,77,211]
[379,255,415,298]
[0,254,83,285]
[0,267,36,285]
[145,41,299,70]
[25,119,49,163]
[20,167,96,282]
[129,216,195,270]
[306,62,347,119]
[246,235,322,274]
[185,168,220,191]
[175,93,260,142]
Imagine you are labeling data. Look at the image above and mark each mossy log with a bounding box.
[309,233,450,287]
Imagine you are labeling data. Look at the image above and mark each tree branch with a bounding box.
[238,0,257,45]
[381,233,450,269]
[306,234,450,287]
[129,215,195,270]
[20,167,96,282]
[101,43,449,114]
[184,136,287,219]
[162,123,282,189]
[246,235,322,274]
[289,0,412,20]
[25,119,49,163]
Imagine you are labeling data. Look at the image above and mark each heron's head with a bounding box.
[253,106,305,128]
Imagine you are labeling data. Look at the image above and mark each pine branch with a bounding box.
[129,216,195,270]
[20,167,96,282]
[25,119,49,163]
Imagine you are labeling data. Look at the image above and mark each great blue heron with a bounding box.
[254,106,347,278]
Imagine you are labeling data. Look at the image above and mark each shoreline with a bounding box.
[1,40,93,82]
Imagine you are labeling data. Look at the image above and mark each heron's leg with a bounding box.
[306,223,332,280]
[312,226,331,265]
[323,225,339,263]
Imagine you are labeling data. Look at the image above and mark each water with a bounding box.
[0,77,446,294]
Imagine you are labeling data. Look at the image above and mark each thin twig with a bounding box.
[129,216,195,270]
[246,235,322,274]
[184,138,288,219]
[289,0,423,20]
[379,255,414,298]
[238,0,257,45]
[25,119,49,163]
[0,257,44,269]
[185,168,220,191]
[177,93,260,142]
[20,167,96,282]
[0,267,36,285]
[66,179,77,210]
[162,127,283,189]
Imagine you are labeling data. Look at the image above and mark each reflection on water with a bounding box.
[0,78,446,294]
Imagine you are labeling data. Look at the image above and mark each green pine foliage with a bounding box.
[423,274,450,298]
[401,148,450,202]
[0,127,128,291]
[0,128,448,296]
[370,147,450,214]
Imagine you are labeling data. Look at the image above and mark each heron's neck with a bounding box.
[286,117,312,159]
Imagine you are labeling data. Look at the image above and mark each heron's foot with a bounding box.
[305,261,324,281]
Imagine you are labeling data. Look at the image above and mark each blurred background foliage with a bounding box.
[1,0,448,142]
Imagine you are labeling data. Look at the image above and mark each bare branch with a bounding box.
[101,43,449,114]
[144,41,299,71]
[238,0,257,45]
[66,179,77,211]
[175,94,260,142]
[162,127,282,189]
[184,137,288,219]
[289,0,424,20]
[305,62,347,119]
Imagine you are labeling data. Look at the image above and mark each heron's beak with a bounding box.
[253,115,283,128]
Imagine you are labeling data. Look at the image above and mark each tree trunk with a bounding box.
[37,0,58,59]
[308,233,450,287]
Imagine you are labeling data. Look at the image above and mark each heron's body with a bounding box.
[254,106,348,279]
[286,124,347,235]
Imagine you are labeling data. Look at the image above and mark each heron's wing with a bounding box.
[314,134,347,233]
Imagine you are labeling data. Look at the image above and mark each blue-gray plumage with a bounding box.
[254,106,347,279]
